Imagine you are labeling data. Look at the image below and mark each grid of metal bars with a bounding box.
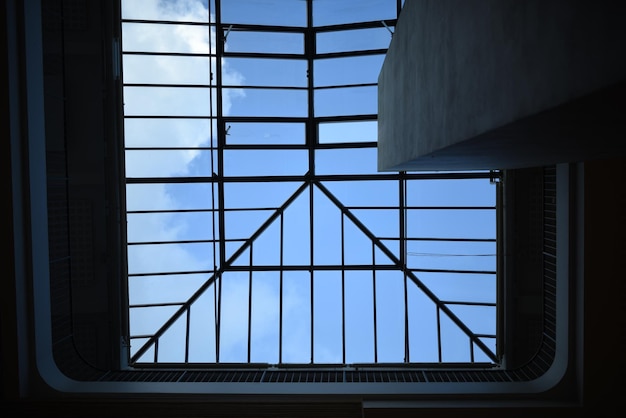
[122,0,499,367]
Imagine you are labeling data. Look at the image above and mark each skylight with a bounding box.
[121,0,499,367]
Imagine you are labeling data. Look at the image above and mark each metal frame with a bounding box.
[122,0,500,367]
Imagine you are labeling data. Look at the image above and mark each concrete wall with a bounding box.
[378,0,626,171]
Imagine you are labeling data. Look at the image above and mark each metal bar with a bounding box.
[470,338,474,362]
[247,244,253,363]
[222,52,304,60]
[372,244,378,363]
[123,51,216,58]
[313,82,377,90]
[314,49,388,60]
[409,268,496,275]
[222,84,308,90]
[306,0,315,365]
[122,18,215,26]
[129,302,184,308]
[222,142,377,150]
[126,171,495,184]
[124,83,214,88]
[441,301,497,307]
[436,307,442,362]
[215,0,225,364]
[351,205,496,210]
[279,213,284,364]
[185,307,191,363]
[313,19,398,33]
[381,236,496,243]
[129,208,277,214]
[341,214,346,364]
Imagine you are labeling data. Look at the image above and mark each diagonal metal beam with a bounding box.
[314,180,498,363]
[130,181,310,363]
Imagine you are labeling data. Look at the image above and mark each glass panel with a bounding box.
[317,27,393,54]
[406,240,497,273]
[406,209,496,239]
[127,242,216,274]
[223,149,308,177]
[314,85,377,117]
[345,271,375,363]
[124,118,214,148]
[219,271,250,362]
[375,270,406,362]
[250,271,280,363]
[126,183,215,211]
[122,23,212,54]
[224,31,303,54]
[122,0,214,22]
[225,57,307,87]
[406,178,496,207]
[225,88,307,117]
[313,271,342,363]
[314,54,385,87]
[123,55,212,85]
[318,120,377,144]
[125,150,215,177]
[281,271,311,363]
[127,211,215,243]
[221,0,306,26]
[315,147,379,175]
[313,0,397,26]
[419,273,496,304]
[124,86,213,117]
[313,186,342,265]
[226,122,305,145]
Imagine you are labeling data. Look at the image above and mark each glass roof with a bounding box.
[121,0,498,366]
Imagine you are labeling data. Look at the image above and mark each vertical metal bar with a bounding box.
[154,339,159,363]
[309,185,314,364]
[306,0,315,365]
[400,177,410,363]
[208,0,220,366]
[341,214,346,364]
[436,306,442,362]
[279,213,284,364]
[470,338,475,363]
[214,0,224,365]
[372,244,378,363]
[247,243,253,363]
[185,307,191,363]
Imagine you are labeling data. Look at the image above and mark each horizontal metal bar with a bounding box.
[223,84,307,90]
[129,302,185,308]
[123,51,216,58]
[409,268,496,275]
[128,269,218,278]
[127,207,277,214]
[313,82,377,90]
[349,206,496,210]
[314,49,388,60]
[122,18,214,26]
[223,142,376,150]
[126,171,495,184]
[441,301,497,307]
[313,19,398,33]
[379,237,496,242]
[125,147,216,151]
[127,239,220,245]
[224,264,403,272]
[124,115,215,119]
[222,52,304,60]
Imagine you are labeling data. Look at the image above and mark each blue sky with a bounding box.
[121,0,497,366]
